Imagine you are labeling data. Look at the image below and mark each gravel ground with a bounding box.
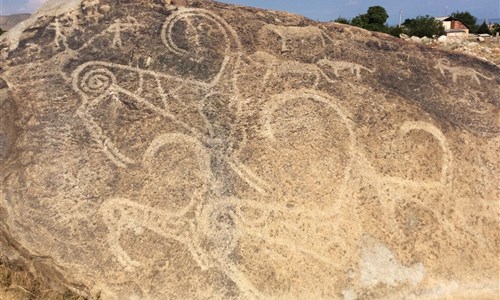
[434,37,500,65]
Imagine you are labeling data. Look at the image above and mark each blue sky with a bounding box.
[1,0,499,24]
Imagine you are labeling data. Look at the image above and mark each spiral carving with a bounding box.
[79,68,115,96]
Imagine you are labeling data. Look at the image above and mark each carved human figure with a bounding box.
[106,17,142,48]
[47,18,68,49]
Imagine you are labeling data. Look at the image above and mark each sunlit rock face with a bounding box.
[0,0,499,299]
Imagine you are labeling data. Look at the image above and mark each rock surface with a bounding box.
[1,0,499,299]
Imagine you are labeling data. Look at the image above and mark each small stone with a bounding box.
[410,36,422,43]
[437,35,447,43]
[421,36,431,44]
[99,4,111,13]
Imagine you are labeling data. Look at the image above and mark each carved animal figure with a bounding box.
[434,59,494,84]
[317,59,375,79]
[260,24,333,52]
[250,51,335,88]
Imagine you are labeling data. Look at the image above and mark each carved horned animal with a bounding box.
[250,51,335,89]
[317,59,375,80]
[434,59,494,85]
[260,24,333,52]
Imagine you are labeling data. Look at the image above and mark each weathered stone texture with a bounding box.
[0,0,499,299]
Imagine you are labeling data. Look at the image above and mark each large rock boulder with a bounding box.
[1,0,499,298]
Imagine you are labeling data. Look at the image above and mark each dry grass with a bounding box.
[0,259,85,300]
[476,39,500,65]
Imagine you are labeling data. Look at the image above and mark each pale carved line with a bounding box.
[99,133,212,269]
[72,7,255,177]
[161,8,246,136]
[260,24,334,53]
[73,61,270,196]
[249,51,336,89]
[161,8,243,91]
[262,89,356,203]
[317,59,376,80]
[435,58,494,85]
[399,121,453,187]
[352,121,455,234]
[105,17,143,49]
[48,18,68,49]
[9,5,476,299]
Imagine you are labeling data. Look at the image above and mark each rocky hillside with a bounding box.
[0,0,499,299]
[400,34,500,65]
[437,38,500,65]
[0,14,31,31]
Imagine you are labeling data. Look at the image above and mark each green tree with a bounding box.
[333,17,350,24]
[0,28,4,36]
[451,11,478,33]
[387,26,404,37]
[402,15,445,37]
[350,5,389,32]
[350,14,368,28]
[492,24,500,35]
[366,6,389,26]
[477,21,491,34]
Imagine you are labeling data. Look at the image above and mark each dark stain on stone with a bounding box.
[0,95,19,161]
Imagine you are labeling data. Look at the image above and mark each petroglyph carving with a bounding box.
[72,62,268,194]
[353,120,456,236]
[399,121,453,186]
[72,61,209,165]
[250,51,335,88]
[3,1,500,299]
[260,24,334,52]
[259,89,356,204]
[100,133,211,269]
[77,67,116,96]
[161,8,242,88]
[263,89,354,147]
[100,188,271,296]
[317,59,375,79]
[142,133,210,172]
[435,59,494,84]
[100,193,354,298]
[69,8,275,198]
[358,121,453,195]
[47,18,68,49]
[65,16,143,51]
[363,121,453,189]
[107,17,142,48]
[95,88,360,295]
